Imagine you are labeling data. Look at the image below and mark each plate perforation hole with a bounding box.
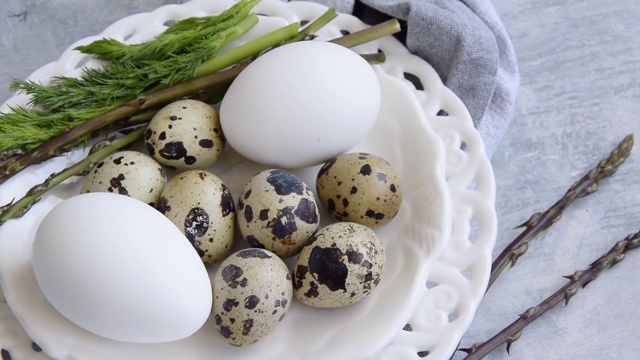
[436,109,449,116]
[403,323,413,332]
[426,280,438,289]
[340,29,351,36]
[448,311,458,323]
[461,270,472,279]
[403,72,424,91]
[469,216,480,244]
[163,20,176,27]
[466,180,478,191]
[1,348,11,360]
[300,20,310,26]
[460,141,468,152]
[32,342,42,352]
[417,350,431,357]
[74,56,92,69]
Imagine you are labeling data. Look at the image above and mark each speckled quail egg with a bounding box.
[237,169,320,258]
[157,170,235,264]
[212,248,293,346]
[80,150,167,206]
[293,222,385,308]
[316,152,403,228]
[145,99,225,171]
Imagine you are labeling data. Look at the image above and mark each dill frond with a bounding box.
[0,106,106,152]
[75,0,260,64]
[8,0,258,117]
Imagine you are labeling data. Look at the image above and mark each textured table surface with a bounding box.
[1,0,639,359]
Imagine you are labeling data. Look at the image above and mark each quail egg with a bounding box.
[237,169,320,258]
[145,99,225,171]
[316,152,403,228]
[80,150,167,206]
[212,248,293,346]
[293,222,385,308]
[157,170,235,264]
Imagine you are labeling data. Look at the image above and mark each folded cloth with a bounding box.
[295,0,520,157]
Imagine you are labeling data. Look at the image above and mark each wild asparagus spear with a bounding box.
[489,133,634,288]
[0,126,146,225]
[461,229,640,360]
[445,134,635,360]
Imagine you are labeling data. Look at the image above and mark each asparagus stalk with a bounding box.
[461,229,640,359]
[0,148,25,162]
[194,22,299,77]
[0,126,146,225]
[488,134,634,288]
[446,134,635,360]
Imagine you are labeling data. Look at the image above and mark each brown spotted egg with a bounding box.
[212,248,292,346]
[80,150,167,206]
[145,99,225,171]
[316,152,403,228]
[292,222,385,308]
[237,169,319,258]
[157,170,235,264]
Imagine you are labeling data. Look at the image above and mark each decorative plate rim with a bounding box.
[0,0,496,359]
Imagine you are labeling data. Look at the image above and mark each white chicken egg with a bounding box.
[219,40,381,169]
[31,192,212,344]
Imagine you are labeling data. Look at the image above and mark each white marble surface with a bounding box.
[1,0,639,359]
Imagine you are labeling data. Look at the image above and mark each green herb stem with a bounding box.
[218,13,260,49]
[330,18,401,48]
[361,52,386,64]
[288,7,338,43]
[194,21,300,78]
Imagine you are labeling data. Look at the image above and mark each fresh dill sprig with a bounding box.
[1,0,260,154]
[10,13,257,113]
[74,0,260,63]
[0,106,107,152]
[10,36,227,112]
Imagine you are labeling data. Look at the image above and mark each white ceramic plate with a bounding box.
[0,0,496,359]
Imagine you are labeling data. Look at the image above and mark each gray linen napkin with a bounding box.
[296,0,520,157]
